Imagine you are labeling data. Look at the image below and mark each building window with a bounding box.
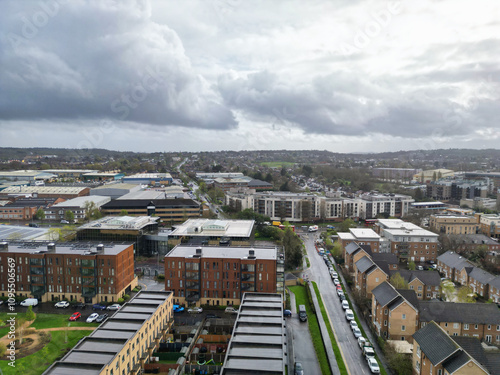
[402,314,406,320]
[464,324,469,330]
[401,325,406,331]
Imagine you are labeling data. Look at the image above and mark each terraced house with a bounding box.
[413,321,500,375]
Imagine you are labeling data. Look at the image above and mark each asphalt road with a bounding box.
[287,293,322,375]
[302,233,372,375]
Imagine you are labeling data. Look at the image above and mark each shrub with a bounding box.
[156,274,165,281]
[117,298,125,304]
[123,294,130,301]
[0,343,6,357]
[25,305,36,321]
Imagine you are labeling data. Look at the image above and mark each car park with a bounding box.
[366,357,380,373]
[352,327,362,338]
[55,301,69,308]
[95,313,108,323]
[283,309,292,317]
[341,300,349,310]
[92,304,106,310]
[107,304,121,310]
[333,279,340,286]
[86,313,99,323]
[69,312,81,321]
[345,309,354,321]
[188,307,203,314]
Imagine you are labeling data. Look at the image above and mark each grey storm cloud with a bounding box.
[0,0,236,130]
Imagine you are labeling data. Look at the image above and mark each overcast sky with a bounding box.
[1,0,499,153]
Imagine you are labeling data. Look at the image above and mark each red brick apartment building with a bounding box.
[165,245,284,307]
[0,241,137,304]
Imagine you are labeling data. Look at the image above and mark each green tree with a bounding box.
[390,272,409,289]
[35,208,45,222]
[408,261,416,270]
[302,165,313,177]
[457,286,475,303]
[337,218,357,232]
[120,209,129,216]
[48,228,62,241]
[64,210,75,223]
[25,305,35,321]
[83,201,102,222]
[282,228,302,269]
[235,208,271,226]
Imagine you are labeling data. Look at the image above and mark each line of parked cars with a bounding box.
[323,253,381,374]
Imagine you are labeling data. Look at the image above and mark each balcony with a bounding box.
[241,283,254,291]
[186,292,200,302]
[241,266,255,272]
[185,272,199,281]
[186,282,199,290]
[241,274,255,282]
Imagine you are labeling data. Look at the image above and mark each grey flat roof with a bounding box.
[119,306,158,314]
[244,294,282,302]
[0,225,48,241]
[111,312,149,321]
[234,325,283,335]
[239,309,282,317]
[240,301,282,308]
[75,340,126,354]
[44,364,103,375]
[90,329,135,340]
[99,321,144,331]
[224,358,283,373]
[237,316,283,325]
[63,351,115,365]
[228,347,283,359]
[231,335,283,345]
[167,245,277,260]
[170,219,255,238]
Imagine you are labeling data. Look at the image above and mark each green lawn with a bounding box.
[305,257,310,268]
[30,313,99,330]
[289,286,330,375]
[312,282,348,375]
[0,330,93,375]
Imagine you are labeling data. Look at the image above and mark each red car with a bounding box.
[336,285,342,291]
[69,312,81,321]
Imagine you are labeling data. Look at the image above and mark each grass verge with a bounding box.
[289,286,330,375]
[312,282,348,375]
[30,313,100,330]
[305,257,310,268]
[0,330,93,375]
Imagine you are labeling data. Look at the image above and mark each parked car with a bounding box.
[341,300,350,310]
[188,307,203,314]
[350,321,358,330]
[224,307,238,314]
[366,357,380,374]
[417,265,424,271]
[107,304,121,310]
[95,313,108,323]
[337,289,344,297]
[339,293,346,302]
[60,220,70,224]
[358,337,368,349]
[206,314,221,319]
[74,302,86,310]
[69,312,81,321]
[20,298,38,307]
[283,309,292,317]
[363,346,376,359]
[86,313,99,323]
[345,309,354,321]
[55,301,69,308]
[92,304,106,310]
[173,304,185,313]
[333,279,340,286]
[294,362,304,375]
[331,272,338,279]
[352,327,362,338]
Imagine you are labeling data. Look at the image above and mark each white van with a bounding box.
[20,298,38,307]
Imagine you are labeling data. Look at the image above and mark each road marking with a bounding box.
[139,281,148,291]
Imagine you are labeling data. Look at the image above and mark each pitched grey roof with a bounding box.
[413,322,460,366]
[355,256,375,274]
[373,260,390,275]
[398,289,419,311]
[437,251,473,270]
[443,351,472,374]
[452,337,489,371]
[372,282,399,307]
[372,253,398,264]
[489,276,500,291]
[419,301,500,324]
[409,270,441,286]
[485,353,500,375]
[359,244,372,255]
[345,242,361,255]
[469,267,495,285]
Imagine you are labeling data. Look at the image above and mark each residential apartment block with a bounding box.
[480,214,500,239]
[44,195,111,222]
[164,246,284,307]
[0,197,61,221]
[389,269,441,300]
[429,214,480,235]
[426,179,489,202]
[354,252,398,298]
[44,291,174,375]
[0,241,137,304]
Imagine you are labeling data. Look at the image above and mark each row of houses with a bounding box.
[437,251,500,303]
[371,280,500,345]
[430,213,500,238]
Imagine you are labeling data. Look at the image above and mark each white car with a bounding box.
[188,307,203,314]
[366,357,380,373]
[358,337,367,349]
[352,327,362,338]
[55,301,69,308]
[333,279,340,286]
[364,346,376,359]
[331,272,338,279]
[107,304,121,310]
[86,313,99,323]
[345,309,354,321]
[225,307,238,314]
[341,300,350,310]
[349,321,358,330]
